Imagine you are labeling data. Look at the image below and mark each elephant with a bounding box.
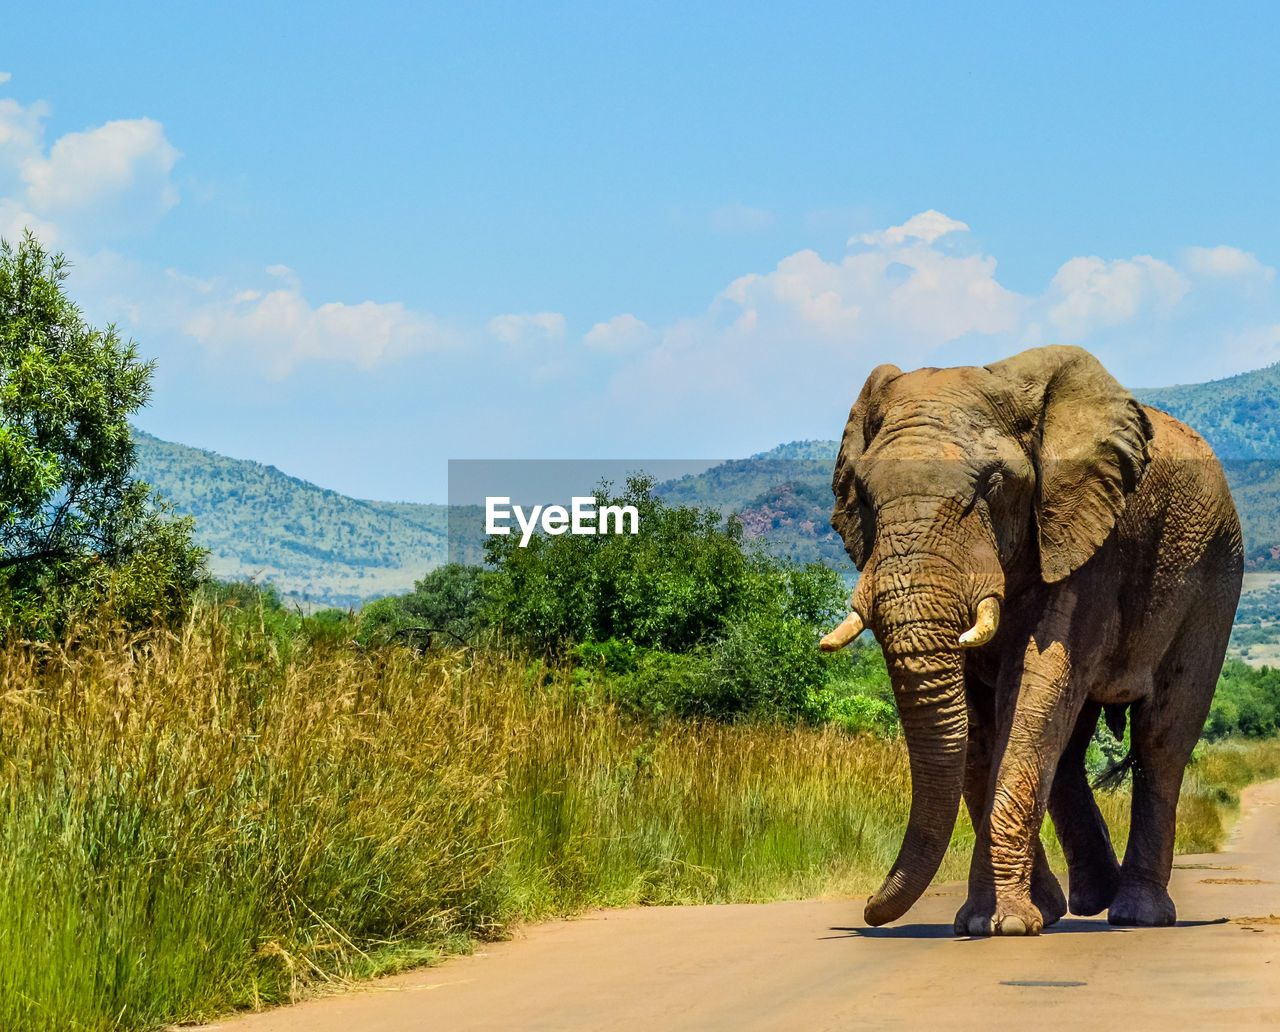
[819,344,1242,936]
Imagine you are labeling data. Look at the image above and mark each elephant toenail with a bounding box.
[1000,915,1027,935]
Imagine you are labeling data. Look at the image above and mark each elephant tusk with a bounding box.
[959,596,1000,647]
[820,610,865,652]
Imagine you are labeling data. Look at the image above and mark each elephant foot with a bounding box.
[1032,866,1067,928]
[954,895,993,936]
[954,896,1045,937]
[1066,861,1121,916]
[1108,877,1175,927]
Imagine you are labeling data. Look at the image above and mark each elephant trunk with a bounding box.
[864,634,968,926]
[859,507,997,926]
[820,494,1003,926]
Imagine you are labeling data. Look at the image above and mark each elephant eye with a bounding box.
[972,467,1004,509]
[855,477,873,509]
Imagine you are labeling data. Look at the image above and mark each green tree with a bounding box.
[403,563,485,641]
[0,232,204,634]
[481,474,897,725]
[483,475,777,655]
[358,564,485,647]
[1205,660,1280,740]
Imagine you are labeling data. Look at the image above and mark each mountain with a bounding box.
[654,443,844,563]
[1134,364,1280,459]
[131,360,1280,606]
[132,432,448,608]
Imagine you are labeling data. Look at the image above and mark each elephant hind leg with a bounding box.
[1110,634,1222,927]
[1048,700,1121,916]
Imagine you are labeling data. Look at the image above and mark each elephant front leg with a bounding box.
[980,636,1080,936]
[958,815,1065,935]
[955,676,1066,936]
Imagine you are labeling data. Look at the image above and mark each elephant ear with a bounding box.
[987,345,1153,583]
[831,363,901,569]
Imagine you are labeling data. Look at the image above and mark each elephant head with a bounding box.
[821,345,1152,926]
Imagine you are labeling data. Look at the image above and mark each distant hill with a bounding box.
[131,361,1280,605]
[658,444,836,515]
[1135,363,1280,459]
[132,432,448,608]
[653,443,843,563]
[1136,364,1280,568]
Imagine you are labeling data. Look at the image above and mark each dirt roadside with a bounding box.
[193,780,1280,1031]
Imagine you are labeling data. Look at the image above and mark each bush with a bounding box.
[698,612,829,720]
[1205,659,1280,740]
[357,594,412,645]
[570,623,896,731]
[814,639,898,735]
[483,474,850,653]
[481,474,901,726]
[483,475,772,655]
[302,607,356,647]
[358,564,486,647]
[196,579,356,658]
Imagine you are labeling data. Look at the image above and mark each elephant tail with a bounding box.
[1092,751,1136,791]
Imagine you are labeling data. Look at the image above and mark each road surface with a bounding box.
[198,780,1280,1031]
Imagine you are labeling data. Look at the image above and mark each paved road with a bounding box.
[200,781,1280,1031]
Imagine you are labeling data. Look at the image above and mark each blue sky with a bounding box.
[3,2,1279,500]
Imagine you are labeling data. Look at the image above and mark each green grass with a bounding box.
[0,609,1276,1030]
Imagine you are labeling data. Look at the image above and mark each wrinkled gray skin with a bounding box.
[826,345,1242,936]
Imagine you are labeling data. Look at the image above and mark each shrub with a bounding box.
[1205,659,1280,739]
[358,564,486,647]
[483,475,769,655]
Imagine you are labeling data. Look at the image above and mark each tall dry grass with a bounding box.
[0,606,1273,1031]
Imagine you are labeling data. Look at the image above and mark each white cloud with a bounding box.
[182,279,450,377]
[0,73,10,84]
[584,313,655,353]
[63,249,460,380]
[720,232,1023,346]
[22,118,179,223]
[1183,245,1275,284]
[1045,255,1188,338]
[0,92,463,381]
[853,209,969,247]
[578,211,1032,442]
[0,198,57,245]
[262,263,301,291]
[1221,323,1280,372]
[488,311,566,345]
[577,210,1280,446]
[0,94,181,245]
[0,97,47,195]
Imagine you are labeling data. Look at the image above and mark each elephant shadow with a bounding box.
[824,919,1117,939]
[824,916,1227,940]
